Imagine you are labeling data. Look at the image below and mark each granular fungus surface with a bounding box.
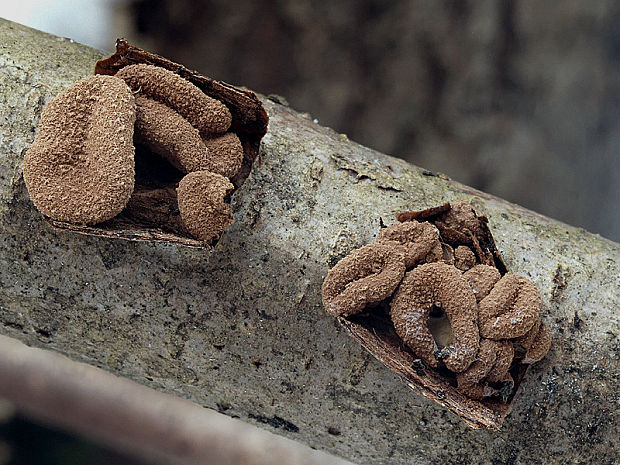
[116,64,232,135]
[23,42,267,244]
[23,75,136,225]
[321,200,552,410]
[177,171,234,242]
[321,243,406,317]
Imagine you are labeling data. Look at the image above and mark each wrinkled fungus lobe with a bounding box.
[391,262,479,372]
[456,339,514,400]
[376,221,443,268]
[321,243,406,317]
[463,264,501,302]
[177,171,235,242]
[478,273,541,339]
[116,64,232,135]
[23,75,136,225]
[518,320,552,364]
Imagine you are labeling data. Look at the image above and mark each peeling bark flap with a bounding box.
[46,39,268,247]
[336,203,528,430]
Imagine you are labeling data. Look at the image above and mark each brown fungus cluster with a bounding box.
[116,64,242,242]
[22,48,262,245]
[321,200,552,402]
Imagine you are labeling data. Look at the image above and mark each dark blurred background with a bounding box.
[122,0,620,242]
[0,1,619,463]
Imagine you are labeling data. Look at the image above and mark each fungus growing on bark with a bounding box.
[116,64,232,135]
[322,200,552,426]
[23,75,136,225]
[478,273,541,339]
[454,246,476,271]
[456,339,514,400]
[117,64,245,241]
[376,221,443,268]
[321,243,406,317]
[202,133,244,179]
[463,264,501,302]
[25,41,268,245]
[177,171,235,242]
[390,262,479,372]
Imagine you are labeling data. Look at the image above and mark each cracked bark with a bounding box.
[0,19,619,465]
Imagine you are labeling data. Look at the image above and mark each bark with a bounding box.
[0,335,352,465]
[0,18,618,465]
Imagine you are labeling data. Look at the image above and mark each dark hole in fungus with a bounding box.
[427,304,455,350]
[134,144,184,187]
[429,304,444,318]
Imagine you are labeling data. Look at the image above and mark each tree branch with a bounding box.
[0,335,352,465]
[0,19,618,464]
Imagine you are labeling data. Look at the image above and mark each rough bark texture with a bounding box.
[0,335,352,465]
[0,19,618,465]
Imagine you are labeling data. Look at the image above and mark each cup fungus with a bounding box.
[322,201,552,429]
[23,39,268,246]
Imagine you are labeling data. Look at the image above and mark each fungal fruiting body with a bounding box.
[202,133,244,179]
[116,64,232,134]
[321,243,406,317]
[177,171,234,242]
[456,339,514,400]
[321,200,552,403]
[516,319,552,364]
[133,95,212,173]
[454,245,476,271]
[376,221,443,268]
[23,55,255,243]
[478,273,541,339]
[463,264,501,302]
[391,262,479,372]
[116,64,240,240]
[23,75,136,225]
